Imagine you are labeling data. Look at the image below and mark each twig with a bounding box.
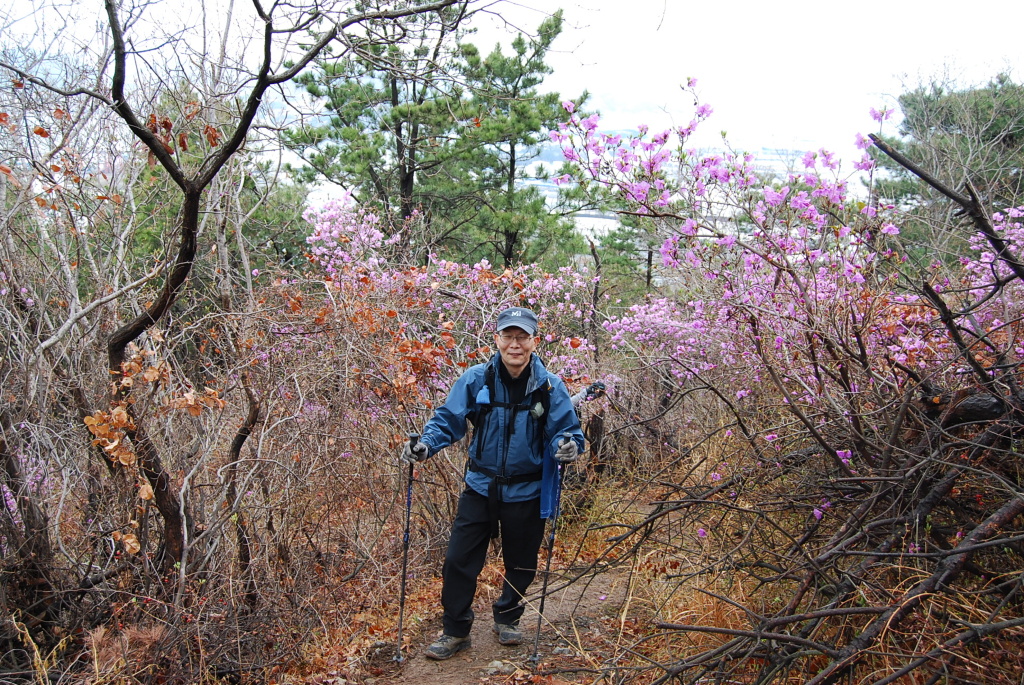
[654,622,840,658]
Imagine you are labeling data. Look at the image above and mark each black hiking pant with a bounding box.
[441,488,547,638]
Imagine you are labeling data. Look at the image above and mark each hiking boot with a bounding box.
[493,621,523,646]
[424,634,471,660]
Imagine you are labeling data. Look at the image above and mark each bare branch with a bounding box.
[0,61,112,103]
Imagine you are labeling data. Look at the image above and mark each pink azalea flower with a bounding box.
[763,186,789,207]
[869,107,893,122]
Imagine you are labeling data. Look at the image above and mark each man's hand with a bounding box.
[401,440,429,464]
[572,380,607,407]
[554,437,579,464]
[585,381,606,401]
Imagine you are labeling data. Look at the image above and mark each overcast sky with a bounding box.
[472,0,1023,167]
[8,0,1015,179]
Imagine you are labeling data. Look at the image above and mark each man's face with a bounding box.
[494,326,538,377]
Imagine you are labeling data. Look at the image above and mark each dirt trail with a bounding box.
[369,568,627,685]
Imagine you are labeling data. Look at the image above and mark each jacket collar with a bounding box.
[492,352,546,395]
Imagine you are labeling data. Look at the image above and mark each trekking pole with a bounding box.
[394,432,418,663]
[529,431,572,665]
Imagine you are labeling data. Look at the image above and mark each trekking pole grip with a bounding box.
[407,433,420,467]
[405,432,419,482]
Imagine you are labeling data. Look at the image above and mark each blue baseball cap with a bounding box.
[496,307,538,335]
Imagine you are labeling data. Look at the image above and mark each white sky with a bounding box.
[473,0,1024,168]
[5,0,1018,179]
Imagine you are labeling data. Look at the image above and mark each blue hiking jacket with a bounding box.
[420,353,584,513]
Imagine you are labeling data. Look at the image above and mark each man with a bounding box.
[402,306,585,660]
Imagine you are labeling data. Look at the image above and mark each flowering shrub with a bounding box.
[961,207,1024,352]
[305,196,402,273]
[553,97,1024,455]
[254,196,602,436]
[549,95,1024,683]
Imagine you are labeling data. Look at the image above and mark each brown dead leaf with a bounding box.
[110,406,130,428]
[122,533,141,554]
[203,124,220,147]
